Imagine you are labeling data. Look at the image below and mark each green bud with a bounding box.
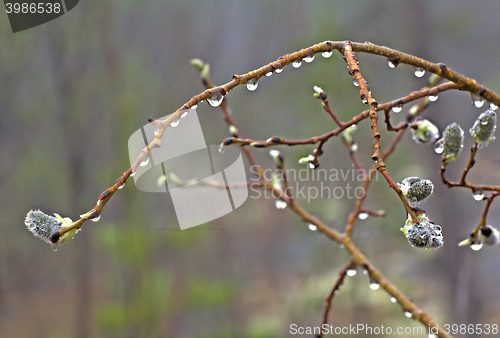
[269,149,283,167]
[25,210,77,251]
[401,211,443,249]
[342,124,358,145]
[200,64,210,80]
[437,123,464,162]
[399,177,434,206]
[470,109,496,148]
[229,125,238,135]
[408,104,419,116]
[411,119,439,144]
[157,175,167,186]
[298,154,315,164]
[190,58,205,71]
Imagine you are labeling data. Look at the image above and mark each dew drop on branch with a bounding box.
[292,60,302,68]
[387,59,397,69]
[130,171,136,177]
[490,102,498,111]
[308,162,316,169]
[471,93,485,108]
[91,215,101,222]
[218,143,227,153]
[392,104,403,113]
[308,223,317,231]
[321,50,333,58]
[118,182,125,190]
[265,72,273,77]
[191,104,198,109]
[358,212,368,220]
[169,119,180,128]
[140,157,150,167]
[352,77,359,87]
[470,243,483,251]
[390,297,397,303]
[428,94,438,102]
[274,68,283,74]
[413,67,425,78]
[404,311,413,318]
[434,139,444,154]
[207,92,224,107]
[181,111,189,118]
[275,200,287,209]
[346,268,357,277]
[245,78,258,91]
[428,334,437,338]
[472,189,484,201]
[369,282,380,290]
[304,55,315,63]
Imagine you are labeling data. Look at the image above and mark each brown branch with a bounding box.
[319,262,352,337]
[342,42,419,224]
[471,192,500,236]
[288,201,452,338]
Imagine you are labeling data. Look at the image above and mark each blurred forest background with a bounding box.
[1,1,500,337]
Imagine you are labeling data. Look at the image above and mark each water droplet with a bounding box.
[428,94,438,102]
[218,143,228,153]
[118,182,125,190]
[207,92,224,107]
[471,93,485,108]
[413,67,425,78]
[481,119,489,125]
[274,68,283,74]
[181,111,189,118]
[245,79,258,91]
[265,72,273,77]
[434,139,444,154]
[339,244,345,249]
[346,269,357,277]
[358,212,369,220]
[304,55,315,63]
[91,215,101,222]
[404,311,412,318]
[490,102,498,111]
[392,104,403,113]
[292,60,302,68]
[275,200,287,209]
[140,157,150,167]
[351,143,358,152]
[170,119,180,128]
[472,189,484,201]
[154,128,161,136]
[352,77,359,87]
[362,269,368,275]
[390,297,397,303]
[369,282,380,290]
[308,223,317,231]
[361,96,368,104]
[308,162,316,169]
[130,171,136,177]
[387,59,397,69]
[428,334,437,338]
[321,50,333,58]
[470,243,483,251]
[191,104,198,109]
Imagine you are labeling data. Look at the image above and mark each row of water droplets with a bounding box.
[345,266,426,321]
[218,48,334,155]
[388,57,499,115]
[344,267,381,290]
